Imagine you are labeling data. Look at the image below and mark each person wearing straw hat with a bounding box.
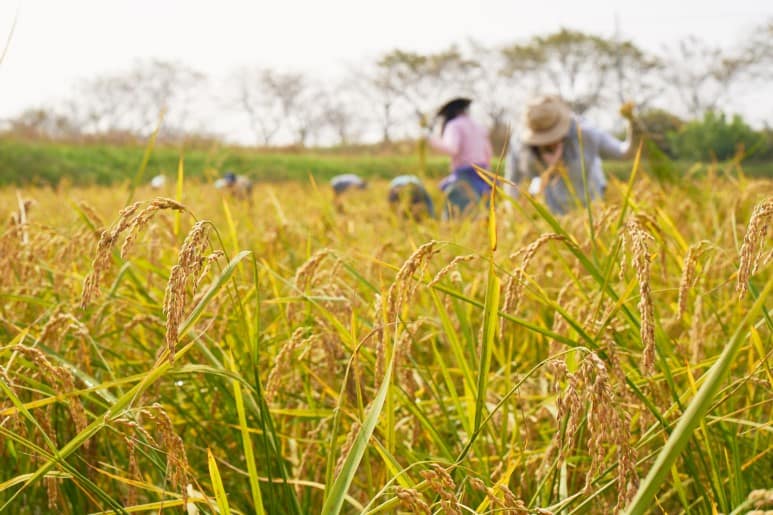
[504,95,638,215]
[424,97,493,218]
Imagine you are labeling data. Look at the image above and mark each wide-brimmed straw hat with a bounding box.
[437,97,472,120]
[521,95,573,146]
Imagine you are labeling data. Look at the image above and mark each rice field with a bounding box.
[0,161,771,514]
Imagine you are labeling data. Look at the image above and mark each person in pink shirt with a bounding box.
[425,97,493,217]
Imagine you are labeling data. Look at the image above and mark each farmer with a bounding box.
[424,97,493,219]
[330,174,367,196]
[214,171,253,201]
[388,175,435,221]
[505,95,639,215]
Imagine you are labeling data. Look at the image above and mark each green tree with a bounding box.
[376,47,478,121]
[667,111,766,161]
[638,108,685,158]
[501,28,659,114]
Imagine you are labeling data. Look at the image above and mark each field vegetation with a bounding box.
[0,155,771,514]
[0,137,770,189]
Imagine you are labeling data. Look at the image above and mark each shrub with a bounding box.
[667,111,766,161]
[638,108,685,158]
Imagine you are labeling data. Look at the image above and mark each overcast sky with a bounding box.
[1,0,771,140]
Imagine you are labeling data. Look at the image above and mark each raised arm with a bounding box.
[597,102,642,160]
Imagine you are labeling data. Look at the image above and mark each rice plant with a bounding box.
[0,161,770,514]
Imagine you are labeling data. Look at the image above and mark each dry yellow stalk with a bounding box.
[394,320,423,398]
[689,294,704,362]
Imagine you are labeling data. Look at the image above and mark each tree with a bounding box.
[610,40,663,110]
[667,111,765,161]
[742,18,773,80]
[659,36,750,118]
[376,47,478,124]
[502,29,619,114]
[254,70,322,147]
[5,107,81,140]
[465,39,518,153]
[348,61,408,144]
[636,108,685,158]
[231,67,285,146]
[318,85,363,146]
[65,59,206,139]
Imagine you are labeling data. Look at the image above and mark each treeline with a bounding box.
[2,24,772,161]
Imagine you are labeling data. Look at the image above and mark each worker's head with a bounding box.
[436,97,472,134]
[521,95,572,148]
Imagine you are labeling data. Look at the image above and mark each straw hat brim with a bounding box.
[522,103,573,146]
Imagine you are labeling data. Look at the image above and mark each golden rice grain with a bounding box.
[194,250,225,292]
[76,201,106,230]
[80,201,142,308]
[150,404,190,505]
[737,198,772,298]
[334,420,360,477]
[162,221,210,363]
[395,487,431,514]
[624,218,656,375]
[294,248,332,290]
[677,241,712,320]
[266,327,312,402]
[82,198,188,308]
[420,464,461,515]
[377,241,439,378]
[428,254,478,287]
[501,234,566,337]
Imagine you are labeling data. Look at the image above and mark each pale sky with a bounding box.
[1,0,771,141]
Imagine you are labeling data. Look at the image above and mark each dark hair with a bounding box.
[437,98,472,135]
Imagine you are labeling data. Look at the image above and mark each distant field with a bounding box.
[0,138,450,186]
[0,138,770,187]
